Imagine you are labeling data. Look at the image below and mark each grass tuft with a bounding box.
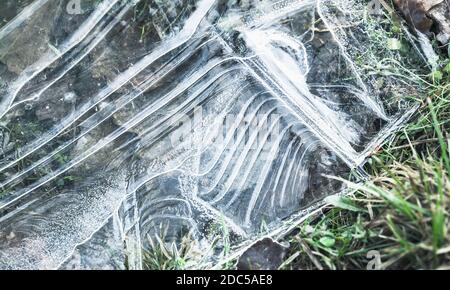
[281,41,450,269]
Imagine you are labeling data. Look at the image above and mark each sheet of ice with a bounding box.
[0,0,428,269]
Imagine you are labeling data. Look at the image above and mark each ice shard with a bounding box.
[0,0,429,269]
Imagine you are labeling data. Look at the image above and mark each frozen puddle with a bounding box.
[0,0,428,269]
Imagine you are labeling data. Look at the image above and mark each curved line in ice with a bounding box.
[0,0,216,174]
[0,0,123,119]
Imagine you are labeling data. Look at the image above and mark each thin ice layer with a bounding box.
[0,0,427,269]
